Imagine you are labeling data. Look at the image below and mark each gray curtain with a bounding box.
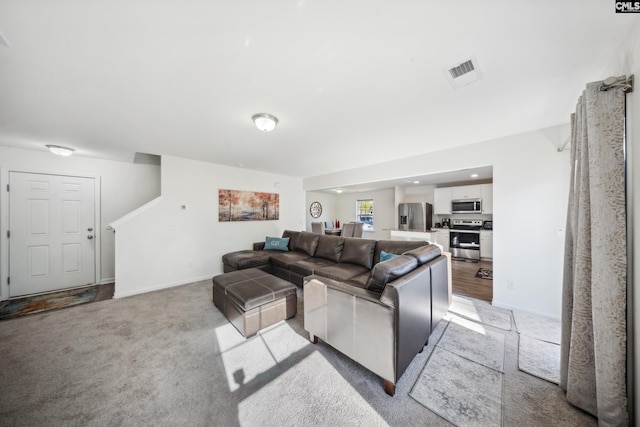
[561,80,628,425]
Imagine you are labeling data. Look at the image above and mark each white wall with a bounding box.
[0,146,160,300]
[112,155,305,298]
[304,124,571,318]
[333,188,395,240]
[305,191,338,231]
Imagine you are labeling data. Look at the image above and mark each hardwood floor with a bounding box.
[451,258,493,303]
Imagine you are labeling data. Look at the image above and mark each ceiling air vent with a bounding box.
[449,60,475,79]
[443,57,482,89]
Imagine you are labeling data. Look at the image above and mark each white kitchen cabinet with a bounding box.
[480,183,493,214]
[435,229,450,253]
[435,183,492,214]
[451,185,482,200]
[480,230,493,260]
[434,187,452,214]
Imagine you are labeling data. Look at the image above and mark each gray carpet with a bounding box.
[0,281,596,426]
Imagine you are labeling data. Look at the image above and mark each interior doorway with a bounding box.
[451,259,493,302]
[8,172,98,298]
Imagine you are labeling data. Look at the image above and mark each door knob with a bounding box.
[88,227,94,232]
[87,235,94,239]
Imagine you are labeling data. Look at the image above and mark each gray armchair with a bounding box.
[311,222,325,234]
[324,221,335,229]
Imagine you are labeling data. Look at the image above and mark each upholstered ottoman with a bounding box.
[222,250,272,273]
[212,268,297,337]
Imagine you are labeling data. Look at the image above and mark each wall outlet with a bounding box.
[507,280,515,290]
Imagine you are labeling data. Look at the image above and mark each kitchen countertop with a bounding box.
[384,228,438,233]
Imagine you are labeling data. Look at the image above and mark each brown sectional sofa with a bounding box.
[220,230,451,395]
[223,230,436,287]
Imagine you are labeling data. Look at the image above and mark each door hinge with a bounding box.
[6,230,9,238]
[7,277,9,285]
[6,184,8,192]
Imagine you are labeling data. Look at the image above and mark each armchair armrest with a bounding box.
[253,241,266,250]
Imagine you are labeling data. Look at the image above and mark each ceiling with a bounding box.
[0,1,635,179]
[313,166,494,194]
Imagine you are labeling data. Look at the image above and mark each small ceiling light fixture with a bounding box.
[335,188,343,193]
[470,173,479,178]
[413,181,420,184]
[46,145,75,156]
[252,113,278,132]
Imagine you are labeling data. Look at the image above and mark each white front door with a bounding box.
[9,172,96,297]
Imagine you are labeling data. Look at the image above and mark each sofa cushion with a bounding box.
[340,238,376,269]
[403,244,442,265]
[289,257,336,276]
[380,250,400,262]
[373,240,427,265]
[295,231,320,256]
[222,250,271,270]
[265,236,290,251]
[269,251,312,269]
[282,230,301,251]
[315,263,370,282]
[345,271,370,289]
[315,235,345,262]
[365,254,419,294]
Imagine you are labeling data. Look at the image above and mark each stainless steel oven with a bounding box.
[450,219,482,261]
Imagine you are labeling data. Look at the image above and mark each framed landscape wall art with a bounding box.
[218,189,280,221]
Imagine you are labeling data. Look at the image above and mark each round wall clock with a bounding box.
[309,201,323,218]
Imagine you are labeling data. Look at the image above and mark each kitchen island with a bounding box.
[388,229,450,253]
[388,229,438,241]
[386,229,453,305]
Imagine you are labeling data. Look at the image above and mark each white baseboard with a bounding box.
[492,299,561,321]
[99,278,115,285]
[113,274,213,299]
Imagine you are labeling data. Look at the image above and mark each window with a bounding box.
[356,199,374,230]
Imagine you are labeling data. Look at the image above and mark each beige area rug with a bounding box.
[411,305,508,426]
[449,295,512,331]
[411,346,503,427]
[513,311,561,384]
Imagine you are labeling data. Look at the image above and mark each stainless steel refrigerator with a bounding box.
[398,203,433,231]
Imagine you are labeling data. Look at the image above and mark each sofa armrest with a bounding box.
[304,276,396,383]
[304,275,387,306]
[253,241,266,250]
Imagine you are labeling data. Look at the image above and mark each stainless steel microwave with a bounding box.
[451,198,482,214]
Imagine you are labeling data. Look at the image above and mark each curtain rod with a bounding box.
[559,75,634,153]
[600,74,634,93]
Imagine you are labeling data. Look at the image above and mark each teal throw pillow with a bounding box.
[380,250,400,262]
[265,236,290,252]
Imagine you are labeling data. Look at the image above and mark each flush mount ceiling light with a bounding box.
[252,113,278,132]
[46,144,75,156]
[335,188,343,193]
[470,173,479,178]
